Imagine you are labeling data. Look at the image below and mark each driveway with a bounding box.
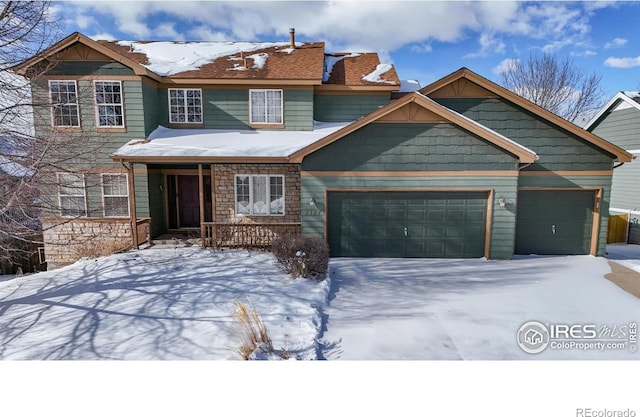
[319,255,640,360]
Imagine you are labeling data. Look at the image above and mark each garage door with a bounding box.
[327,191,488,258]
[515,190,595,255]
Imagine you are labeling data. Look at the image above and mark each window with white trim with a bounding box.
[102,174,129,217]
[168,88,202,123]
[249,89,283,124]
[94,81,124,127]
[49,80,79,127]
[235,175,284,215]
[58,173,87,217]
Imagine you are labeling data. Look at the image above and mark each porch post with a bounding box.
[127,162,139,249]
[198,163,205,248]
[210,164,217,248]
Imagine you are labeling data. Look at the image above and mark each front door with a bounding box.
[167,174,213,229]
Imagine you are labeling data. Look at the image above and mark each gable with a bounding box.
[56,43,115,62]
[376,102,447,123]
[421,68,633,163]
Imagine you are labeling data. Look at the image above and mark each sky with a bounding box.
[50,0,640,99]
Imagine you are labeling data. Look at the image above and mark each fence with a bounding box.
[202,222,301,248]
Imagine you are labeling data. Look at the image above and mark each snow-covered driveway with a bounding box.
[321,255,640,360]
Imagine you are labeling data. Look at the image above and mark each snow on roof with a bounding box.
[117,41,293,76]
[0,155,31,177]
[623,91,640,99]
[399,80,421,92]
[323,53,361,82]
[362,63,395,84]
[113,121,351,159]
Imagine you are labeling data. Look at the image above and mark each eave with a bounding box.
[111,155,292,164]
[584,92,640,131]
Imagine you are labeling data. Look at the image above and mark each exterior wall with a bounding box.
[42,219,133,269]
[47,61,136,77]
[212,163,301,224]
[314,94,390,122]
[155,87,314,131]
[302,123,520,171]
[590,107,640,220]
[517,174,613,256]
[591,107,640,150]
[301,174,519,259]
[435,97,616,171]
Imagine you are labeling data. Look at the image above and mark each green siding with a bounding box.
[314,94,390,122]
[142,81,160,137]
[156,88,313,130]
[47,61,136,76]
[435,98,615,171]
[301,175,519,259]
[147,171,166,236]
[134,171,150,218]
[302,123,519,171]
[590,107,640,213]
[591,107,640,150]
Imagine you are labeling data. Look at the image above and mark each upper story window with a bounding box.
[58,172,87,217]
[49,80,79,127]
[169,88,202,124]
[94,81,124,127]
[249,89,283,125]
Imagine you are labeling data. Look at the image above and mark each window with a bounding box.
[168,89,202,123]
[49,80,79,127]
[94,81,124,127]
[235,175,284,215]
[58,173,86,217]
[102,174,129,217]
[249,89,283,124]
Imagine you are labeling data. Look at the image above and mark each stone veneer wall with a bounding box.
[42,219,133,270]
[212,164,301,223]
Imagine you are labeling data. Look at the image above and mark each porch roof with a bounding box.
[111,121,350,163]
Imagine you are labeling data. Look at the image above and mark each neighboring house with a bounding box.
[585,91,640,243]
[15,31,631,269]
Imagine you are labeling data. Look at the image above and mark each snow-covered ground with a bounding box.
[0,244,638,360]
[0,246,328,360]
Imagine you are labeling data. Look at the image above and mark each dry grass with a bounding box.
[232,300,274,360]
[73,239,131,260]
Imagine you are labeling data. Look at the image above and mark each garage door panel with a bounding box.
[515,190,594,255]
[328,191,488,258]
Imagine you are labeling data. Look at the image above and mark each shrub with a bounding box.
[271,234,329,279]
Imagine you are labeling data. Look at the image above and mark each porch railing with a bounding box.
[135,218,152,246]
[202,222,301,248]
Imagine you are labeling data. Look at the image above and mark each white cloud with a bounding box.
[604,38,628,49]
[75,14,96,30]
[571,50,597,57]
[464,33,505,59]
[604,56,640,68]
[89,32,116,41]
[410,44,433,54]
[493,58,519,74]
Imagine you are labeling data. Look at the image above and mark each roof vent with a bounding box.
[289,28,295,49]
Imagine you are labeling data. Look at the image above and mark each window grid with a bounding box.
[58,173,87,217]
[102,174,129,217]
[249,89,283,124]
[168,89,203,123]
[49,80,79,127]
[94,81,124,127]
[235,175,285,216]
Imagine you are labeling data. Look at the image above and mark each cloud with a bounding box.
[493,58,519,74]
[604,38,628,49]
[571,50,597,57]
[89,32,116,41]
[410,44,433,54]
[604,56,640,68]
[464,33,505,59]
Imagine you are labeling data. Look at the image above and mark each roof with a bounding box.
[289,92,538,164]
[584,91,640,131]
[323,53,400,87]
[111,122,350,163]
[15,32,399,88]
[420,67,634,163]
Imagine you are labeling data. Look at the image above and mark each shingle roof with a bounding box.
[323,52,400,86]
[97,40,325,80]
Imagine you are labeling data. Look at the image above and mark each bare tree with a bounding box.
[499,53,605,123]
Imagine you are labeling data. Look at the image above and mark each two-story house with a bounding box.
[16,31,632,269]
